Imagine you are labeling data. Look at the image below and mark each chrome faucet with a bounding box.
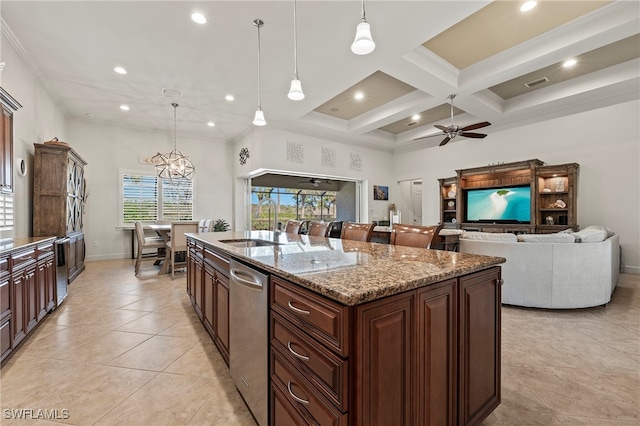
[255,197,280,235]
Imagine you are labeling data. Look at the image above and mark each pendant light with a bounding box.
[287,0,305,100]
[351,0,375,55]
[253,19,267,126]
[155,103,195,181]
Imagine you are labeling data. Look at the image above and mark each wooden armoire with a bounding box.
[33,142,87,283]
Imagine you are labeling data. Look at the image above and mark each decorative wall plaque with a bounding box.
[239,147,250,165]
[321,147,336,168]
[286,141,304,163]
[350,153,362,171]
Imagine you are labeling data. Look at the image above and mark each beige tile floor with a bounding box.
[1,259,638,425]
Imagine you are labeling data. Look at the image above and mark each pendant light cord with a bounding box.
[256,22,262,109]
[172,102,178,151]
[361,0,367,21]
[293,0,298,77]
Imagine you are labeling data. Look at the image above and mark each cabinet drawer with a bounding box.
[272,381,312,426]
[37,242,54,257]
[204,248,229,275]
[1,320,11,358]
[11,249,36,269]
[0,279,9,318]
[272,312,348,412]
[0,256,8,277]
[272,277,349,357]
[272,347,348,426]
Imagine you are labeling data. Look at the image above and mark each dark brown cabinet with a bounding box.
[1,238,57,365]
[0,88,21,196]
[186,242,230,364]
[417,280,457,426]
[33,143,87,284]
[458,267,501,426]
[272,268,501,426]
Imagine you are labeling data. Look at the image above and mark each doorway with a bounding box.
[397,179,422,225]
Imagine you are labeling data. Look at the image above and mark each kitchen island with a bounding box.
[186,231,505,426]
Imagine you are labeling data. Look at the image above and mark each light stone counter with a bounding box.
[188,231,504,306]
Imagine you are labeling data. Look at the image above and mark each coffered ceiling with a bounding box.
[1,1,638,152]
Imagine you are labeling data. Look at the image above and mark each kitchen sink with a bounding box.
[219,238,280,248]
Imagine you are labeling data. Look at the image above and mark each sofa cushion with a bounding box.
[572,226,608,243]
[461,231,518,242]
[517,233,576,243]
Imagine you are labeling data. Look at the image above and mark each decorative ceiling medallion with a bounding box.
[286,141,304,163]
[239,147,250,165]
[350,153,362,171]
[321,147,336,168]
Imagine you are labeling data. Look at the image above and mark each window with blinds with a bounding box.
[0,193,13,229]
[120,172,193,224]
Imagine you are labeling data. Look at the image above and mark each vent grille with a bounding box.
[405,121,418,127]
[524,77,549,88]
[162,88,183,97]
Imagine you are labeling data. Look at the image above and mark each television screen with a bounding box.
[465,186,531,223]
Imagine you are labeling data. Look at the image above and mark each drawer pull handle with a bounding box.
[287,301,310,315]
[287,341,309,361]
[287,381,310,405]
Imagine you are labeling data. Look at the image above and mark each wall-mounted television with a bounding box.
[464,185,531,224]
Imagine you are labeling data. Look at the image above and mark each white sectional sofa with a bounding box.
[459,227,620,309]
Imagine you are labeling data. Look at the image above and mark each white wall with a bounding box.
[0,39,66,240]
[232,127,394,230]
[67,119,233,260]
[392,100,640,274]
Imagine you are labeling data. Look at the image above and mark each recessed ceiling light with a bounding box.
[114,66,127,75]
[85,113,94,118]
[120,105,130,111]
[411,114,420,121]
[191,12,206,24]
[225,94,235,101]
[520,1,537,12]
[354,92,364,100]
[207,122,215,127]
[562,58,577,68]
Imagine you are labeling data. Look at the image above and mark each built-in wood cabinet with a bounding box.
[33,143,87,283]
[271,267,501,426]
[187,240,230,364]
[439,159,579,234]
[0,88,21,196]
[438,177,458,228]
[1,238,56,365]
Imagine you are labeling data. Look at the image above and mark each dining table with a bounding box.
[119,223,172,259]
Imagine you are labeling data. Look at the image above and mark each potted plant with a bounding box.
[213,218,231,232]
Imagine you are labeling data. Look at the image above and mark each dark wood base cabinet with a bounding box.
[1,238,58,365]
[271,267,501,426]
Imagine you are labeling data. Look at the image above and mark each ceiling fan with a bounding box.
[298,177,329,187]
[414,94,491,146]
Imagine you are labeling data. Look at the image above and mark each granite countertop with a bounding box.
[188,231,505,306]
[0,236,57,256]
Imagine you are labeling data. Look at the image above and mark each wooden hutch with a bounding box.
[439,159,579,234]
[33,142,87,283]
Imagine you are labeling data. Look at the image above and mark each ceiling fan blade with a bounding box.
[439,136,452,146]
[460,121,491,132]
[413,132,446,141]
[434,124,449,132]
[460,132,487,139]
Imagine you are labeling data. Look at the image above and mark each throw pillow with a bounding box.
[461,232,518,242]
[517,233,576,243]
[572,226,608,243]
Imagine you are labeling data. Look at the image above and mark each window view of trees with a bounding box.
[252,187,337,231]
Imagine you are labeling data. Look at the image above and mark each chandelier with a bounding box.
[155,102,195,181]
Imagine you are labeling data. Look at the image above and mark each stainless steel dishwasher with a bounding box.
[229,259,269,426]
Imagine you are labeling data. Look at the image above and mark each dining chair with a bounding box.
[164,220,199,279]
[284,219,307,234]
[307,220,333,237]
[198,219,207,232]
[390,223,443,249]
[340,221,376,242]
[134,221,166,275]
